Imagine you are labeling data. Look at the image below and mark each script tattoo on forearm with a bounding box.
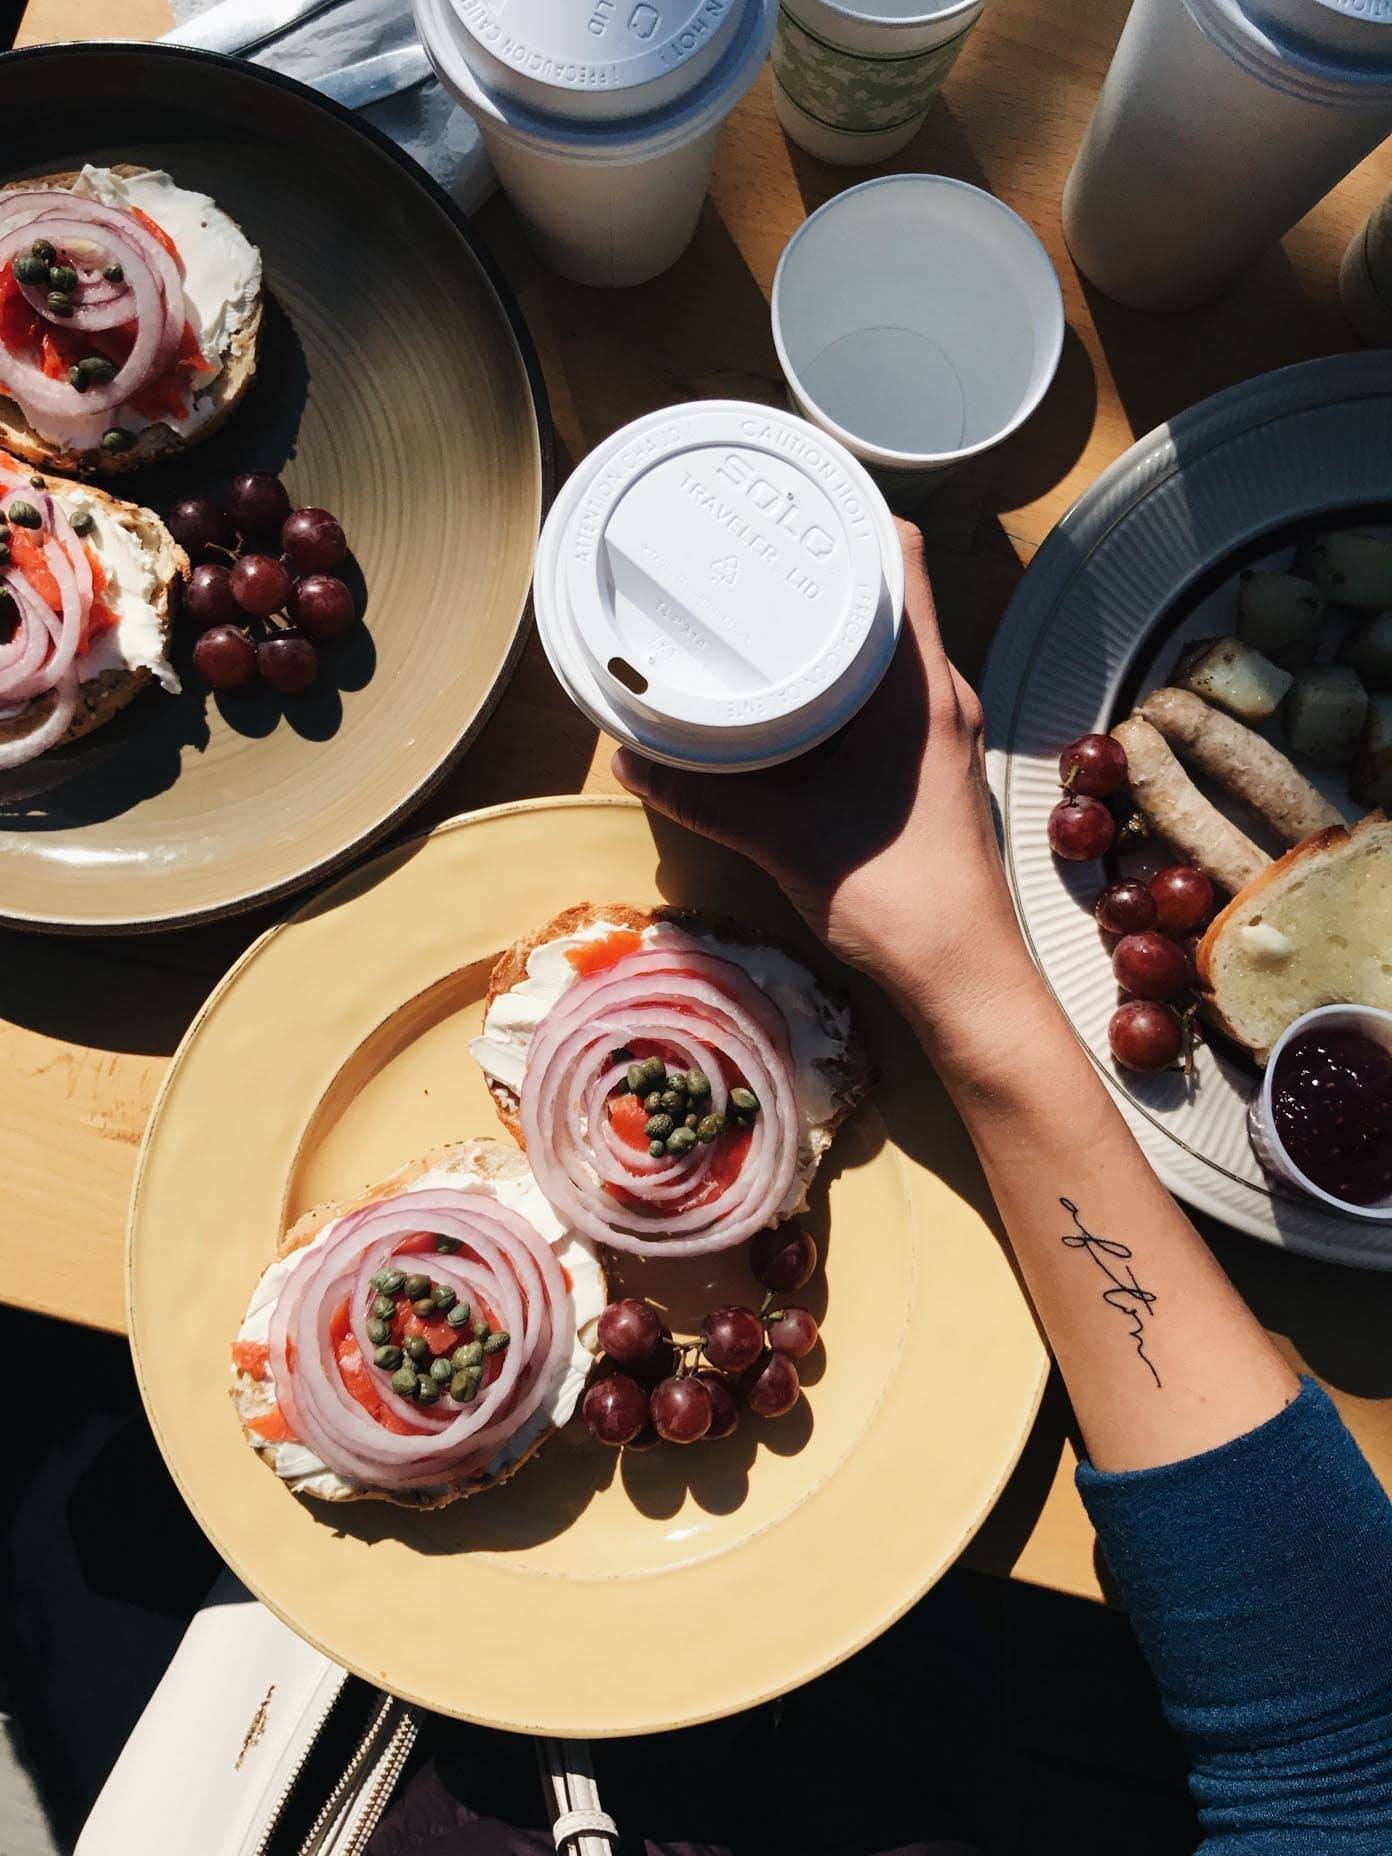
[1059,1198,1161,1389]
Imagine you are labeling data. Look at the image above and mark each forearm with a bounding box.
[897,937,1298,1472]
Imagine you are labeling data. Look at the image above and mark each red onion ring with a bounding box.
[0,662,76,769]
[265,1187,574,1491]
[520,939,801,1258]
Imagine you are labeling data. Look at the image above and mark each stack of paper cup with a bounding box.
[414,0,777,287]
[772,0,984,166]
[532,401,905,772]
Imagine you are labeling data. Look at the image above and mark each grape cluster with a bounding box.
[170,473,359,696]
[580,1225,819,1449]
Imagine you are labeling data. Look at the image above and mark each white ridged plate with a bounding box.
[982,353,1392,1270]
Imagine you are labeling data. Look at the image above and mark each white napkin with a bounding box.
[165,0,495,215]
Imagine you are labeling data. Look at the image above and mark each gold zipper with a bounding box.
[293,1692,418,1856]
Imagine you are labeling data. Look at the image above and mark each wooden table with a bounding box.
[8,0,1392,1605]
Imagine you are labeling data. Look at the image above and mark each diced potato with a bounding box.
[1283,664,1369,764]
[1236,570,1324,667]
[1339,611,1392,691]
[1352,692,1392,808]
[1306,531,1392,613]
[1173,636,1293,723]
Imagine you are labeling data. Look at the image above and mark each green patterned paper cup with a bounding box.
[772,0,983,166]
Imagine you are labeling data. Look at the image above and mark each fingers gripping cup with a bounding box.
[415,0,778,287]
[533,401,905,772]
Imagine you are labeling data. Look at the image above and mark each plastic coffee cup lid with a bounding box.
[447,0,744,120]
[534,402,905,772]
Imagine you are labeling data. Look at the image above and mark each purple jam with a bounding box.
[1271,1028,1392,1207]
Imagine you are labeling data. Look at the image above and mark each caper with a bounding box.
[372,1293,396,1320]
[26,475,42,489]
[411,1295,436,1319]
[416,1375,441,1404]
[48,265,76,295]
[430,1283,456,1312]
[404,1335,430,1364]
[30,239,56,263]
[730,1087,760,1115]
[665,1126,697,1155]
[648,1139,666,1158]
[428,1354,455,1385]
[78,355,117,383]
[68,508,95,537]
[403,1272,431,1300]
[666,1071,688,1096]
[46,290,73,316]
[103,260,124,283]
[446,1299,472,1330]
[696,1112,726,1143]
[482,1331,510,1355]
[472,1314,491,1340]
[67,364,89,392]
[609,1046,634,1068]
[372,1267,405,1295]
[374,1343,404,1371]
[685,1068,711,1098]
[645,1113,674,1140]
[626,1063,647,1095]
[644,1090,663,1114]
[391,1365,418,1397]
[660,1088,683,1113]
[640,1055,666,1086]
[7,501,40,529]
[452,1341,483,1370]
[366,1316,392,1346]
[450,1369,481,1403]
[434,1233,461,1253]
[685,1112,699,1130]
[13,253,47,286]
[100,427,135,455]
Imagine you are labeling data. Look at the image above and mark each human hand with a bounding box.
[613,521,1032,1028]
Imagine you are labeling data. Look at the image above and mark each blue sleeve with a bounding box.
[1076,1378,1392,1854]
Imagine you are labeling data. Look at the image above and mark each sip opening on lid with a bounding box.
[533,402,905,771]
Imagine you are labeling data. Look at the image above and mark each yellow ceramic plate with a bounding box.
[129,798,1045,1734]
[0,44,547,932]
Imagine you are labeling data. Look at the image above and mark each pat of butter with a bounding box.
[1240,923,1294,964]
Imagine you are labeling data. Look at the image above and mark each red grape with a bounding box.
[1048,795,1114,861]
[258,631,319,694]
[597,1298,662,1367]
[283,506,347,572]
[695,1370,740,1440]
[1095,880,1157,936]
[168,495,232,561]
[288,574,356,642]
[192,624,257,691]
[766,1306,819,1358]
[225,471,291,537]
[1059,733,1128,798]
[700,1305,765,1373]
[183,563,240,631]
[1108,1001,1183,1072]
[740,1352,800,1418]
[1112,931,1189,1002]
[1149,865,1215,936]
[750,1225,816,1293]
[650,1375,712,1444]
[580,1374,648,1447]
[230,553,292,617]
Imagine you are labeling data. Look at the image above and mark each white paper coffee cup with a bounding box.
[532,400,905,772]
[415,0,776,287]
[772,0,983,166]
[771,175,1063,505]
[1248,1004,1392,1224]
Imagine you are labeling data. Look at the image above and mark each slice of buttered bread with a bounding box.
[1197,811,1392,1063]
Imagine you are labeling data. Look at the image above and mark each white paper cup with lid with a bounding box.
[532,400,905,772]
[771,0,985,167]
[414,0,777,287]
[770,174,1063,506]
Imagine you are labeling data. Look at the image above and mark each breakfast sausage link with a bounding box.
[1110,715,1271,894]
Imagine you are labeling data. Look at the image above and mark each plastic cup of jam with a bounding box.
[1249,1004,1392,1223]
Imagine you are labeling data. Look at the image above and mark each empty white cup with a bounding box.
[532,400,905,772]
[771,0,985,166]
[771,174,1063,504]
[415,0,777,287]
